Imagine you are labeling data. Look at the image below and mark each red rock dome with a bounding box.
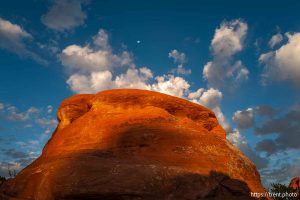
[0,89,265,200]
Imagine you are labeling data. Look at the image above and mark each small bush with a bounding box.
[269,183,299,200]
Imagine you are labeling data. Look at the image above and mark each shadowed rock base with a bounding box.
[0,159,256,200]
[0,89,265,200]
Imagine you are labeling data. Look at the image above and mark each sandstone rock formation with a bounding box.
[289,177,300,191]
[0,89,265,200]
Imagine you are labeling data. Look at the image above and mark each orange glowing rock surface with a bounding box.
[289,177,300,190]
[0,89,265,200]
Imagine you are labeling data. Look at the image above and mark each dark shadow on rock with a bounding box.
[56,169,258,200]
[0,117,264,200]
[0,148,263,200]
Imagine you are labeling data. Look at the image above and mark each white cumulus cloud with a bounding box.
[203,19,249,88]
[168,49,191,75]
[60,29,231,134]
[168,49,187,63]
[151,75,190,98]
[60,29,147,93]
[41,0,87,31]
[260,32,300,86]
[269,33,283,48]
[170,64,191,75]
[232,108,255,129]
[0,18,46,64]
[61,30,134,75]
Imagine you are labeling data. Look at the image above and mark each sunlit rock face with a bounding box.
[289,177,300,190]
[0,89,265,200]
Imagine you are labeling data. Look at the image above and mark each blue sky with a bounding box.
[0,0,300,188]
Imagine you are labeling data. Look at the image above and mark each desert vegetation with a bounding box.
[269,183,299,200]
